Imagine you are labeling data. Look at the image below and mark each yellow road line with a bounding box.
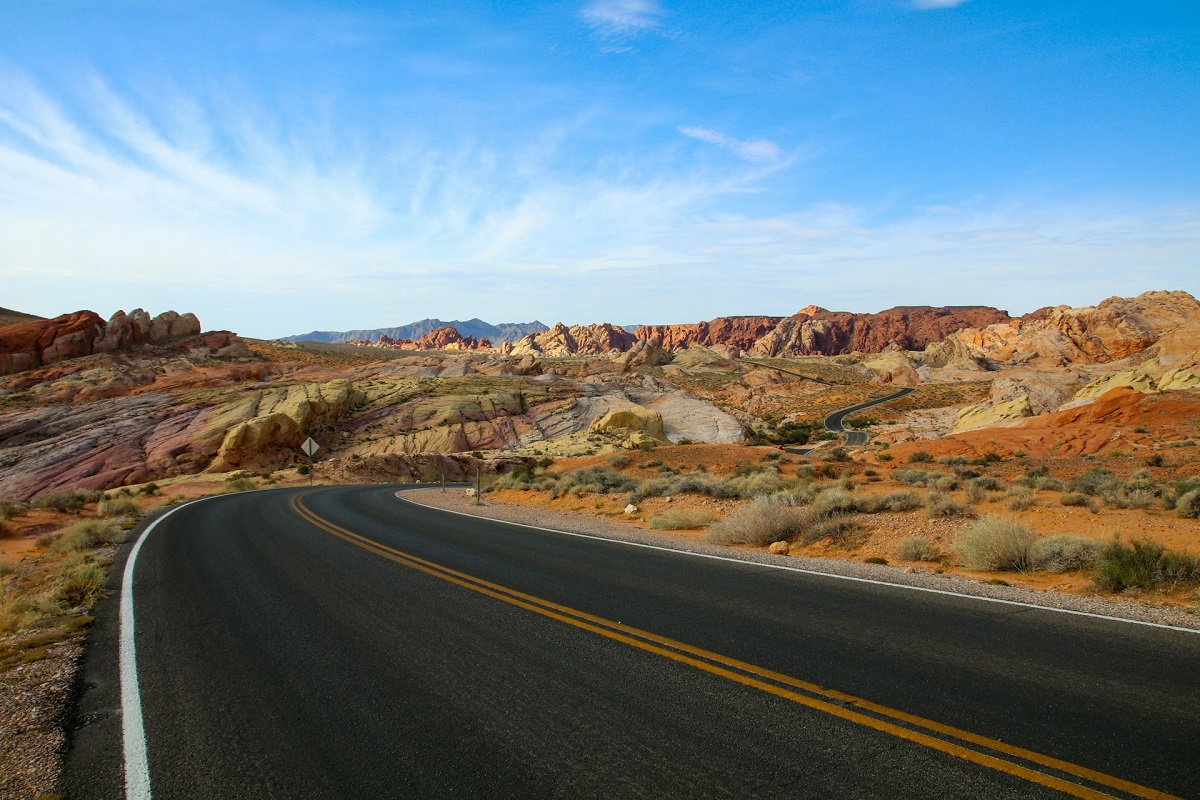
[289,494,1178,800]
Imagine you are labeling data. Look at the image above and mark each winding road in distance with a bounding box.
[63,485,1199,799]
[823,387,915,446]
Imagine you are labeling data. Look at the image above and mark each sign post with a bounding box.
[301,437,320,485]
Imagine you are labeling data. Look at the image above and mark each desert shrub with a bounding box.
[706,497,802,547]
[1093,539,1200,593]
[656,464,681,475]
[761,450,783,462]
[896,537,940,562]
[1034,477,1064,492]
[970,452,1003,465]
[907,451,933,463]
[876,452,893,463]
[1007,487,1036,511]
[223,478,256,493]
[864,556,888,565]
[48,520,123,552]
[938,455,968,466]
[952,466,981,480]
[0,500,29,521]
[725,471,789,499]
[1060,492,1089,507]
[1174,489,1200,519]
[648,509,715,530]
[964,482,988,505]
[55,553,107,608]
[140,482,161,496]
[1070,468,1121,497]
[1029,535,1101,573]
[812,488,865,516]
[931,476,959,492]
[799,515,866,547]
[868,491,923,513]
[551,467,638,499]
[33,489,103,513]
[891,469,932,486]
[970,475,1004,491]
[826,447,851,463]
[952,516,1036,571]
[296,463,311,475]
[927,491,976,520]
[98,497,140,518]
[606,454,631,468]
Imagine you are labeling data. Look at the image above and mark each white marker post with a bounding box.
[301,437,320,485]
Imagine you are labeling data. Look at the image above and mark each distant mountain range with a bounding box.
[283,319,550,345]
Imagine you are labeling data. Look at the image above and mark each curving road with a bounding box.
[823,387,914,446]
[62,485,1199,799]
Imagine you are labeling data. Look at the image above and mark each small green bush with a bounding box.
[896,537,940,562]
[33,489,103,513]
[907,450,933,463]
[606,454,631,468]
[1060,492,1089,507]
[1093,539,1200,593]
[868,491,923,513]
[0,500,29,521]
[891,469,932,486]
[648,509,715,530]
[223,478,256,493]
[1029,535,1101,572]
[551,466,638,499]
[1071,468,1121,498]
[876,452,893,463]
[952,516,1036,571]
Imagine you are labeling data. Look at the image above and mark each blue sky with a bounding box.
[1,1,1197,338]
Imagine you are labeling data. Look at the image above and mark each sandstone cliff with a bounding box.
[0,308,214,375]
[508,323,638,357]
[635,316,784,352]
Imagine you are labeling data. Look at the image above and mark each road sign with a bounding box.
[301,437,320,457]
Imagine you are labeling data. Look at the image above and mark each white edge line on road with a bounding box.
[120,496,218,800]
[398,492,1200,636]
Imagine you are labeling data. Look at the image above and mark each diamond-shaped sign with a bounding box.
[301,437,320,457]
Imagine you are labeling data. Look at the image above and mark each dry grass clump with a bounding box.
[54,552,108,609]
[1174,488,1200,519]
[47,520,124,553]
[98,497,140,518]
[706,497,803,547]
[895,537,940,562]
[550,466,639,499]
[648,509,715,530]
[1029,535,1101,573]
[1007,487,1036,511]
[927,491,976,519]
[32,489,103,513]
[865,491,923,513]
[952,516,1036,571]
[0,500,29,521]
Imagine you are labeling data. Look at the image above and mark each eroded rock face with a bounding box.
[589,406,668,449]
[952,396,1035,433]
[415,326,492,351]
[752,306,1011,357]
[636,316,784,352]
[0,308,209,375]
[949,291,1200,366]
[509,322,638,357]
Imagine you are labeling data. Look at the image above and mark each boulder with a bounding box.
[589,407,669,449]
[952,396,1035,433]
[769,541,790,555]
[1158,368,1200,391]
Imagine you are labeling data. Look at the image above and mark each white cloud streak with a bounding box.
[909,0,970,9]
[678,126,781,162]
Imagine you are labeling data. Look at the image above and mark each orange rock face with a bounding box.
[635,316,784,352]
[415,326,491,351]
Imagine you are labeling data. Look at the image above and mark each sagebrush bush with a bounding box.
[0,500,29,521]
[551,466,639,499]
[907,450,933,463]
[648,509,714,530]
[969,475,1003,491]
[952,516,1036,571]
[48,520,123,552]
[606,454,631,468]
[1093,539,1200,593]
[927,491,976,519]
[1059,492,1088,507]
[706,497,802,547]
[799,515,865,547]
[1176,489,1200,519]
[867,491,922,513]
[223,478,256,493]
[33,489,103,513]
[98,497,140,518]
[891,469,933,486]
[896,537,940,562]
[1035,477,1065,492]
[1029,535,1101,572]
[1070,468,1121,497]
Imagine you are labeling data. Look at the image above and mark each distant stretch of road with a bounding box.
[823,386,915,446]
[63,485,1199,798]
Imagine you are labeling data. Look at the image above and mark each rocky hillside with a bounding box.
[0,306,43,329]
[506,323,639,357]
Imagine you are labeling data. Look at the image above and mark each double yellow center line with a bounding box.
[289,493,1177,800]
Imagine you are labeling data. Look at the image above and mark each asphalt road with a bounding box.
[823,387,915,446]
[62,485,1199,799]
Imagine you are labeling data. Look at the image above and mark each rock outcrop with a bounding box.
[636,316,784,352]
[589,407,669,449]
[0,308,210,375]
[952,396,1035,433]
[415,326,491,351]
[509,323,638,357]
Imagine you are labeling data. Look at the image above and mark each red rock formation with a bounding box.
[635,316,784,351]
[0,308,213,375]
[752,305,1012,357]
[415,326,492,351]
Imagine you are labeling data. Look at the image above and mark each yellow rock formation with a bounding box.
[952,396,1034,433]
[589,407,669,449]
[1072,371,1157,401]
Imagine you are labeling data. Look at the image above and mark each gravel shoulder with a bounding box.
[403,487,1200,633]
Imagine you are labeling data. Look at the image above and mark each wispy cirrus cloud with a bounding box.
[678,126,781,162]
[909,0,969,9]
[581,0,666,51]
